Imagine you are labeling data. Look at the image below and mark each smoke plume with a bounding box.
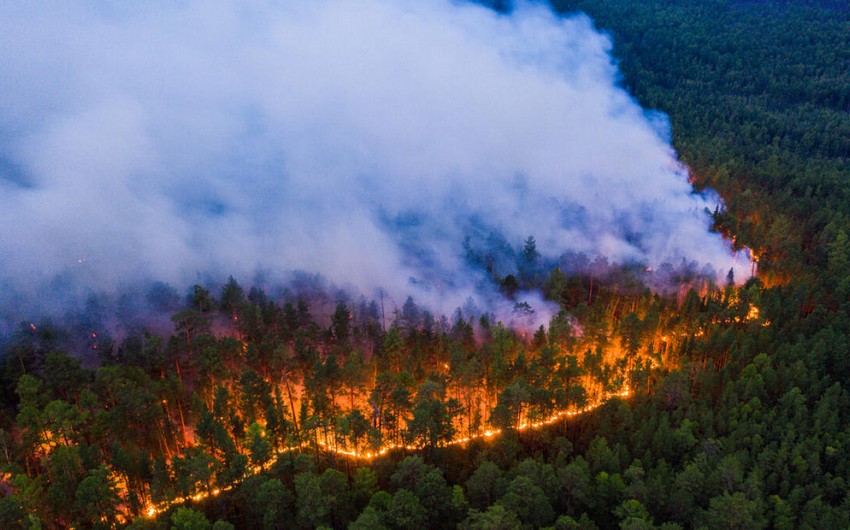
[0,0,749,327]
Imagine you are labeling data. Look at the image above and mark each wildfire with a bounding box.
[747,304,760,321]
[743,303,769,326]
[144,486,233,518]
[141,386,631,519]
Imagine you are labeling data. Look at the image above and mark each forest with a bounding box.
[2,0,850,528]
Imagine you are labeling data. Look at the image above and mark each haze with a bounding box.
[0,0,750,325]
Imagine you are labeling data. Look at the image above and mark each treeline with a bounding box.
[536,0,850,527]
[4,0,850,528]
[0,261,762,528]
[552,0,850,287]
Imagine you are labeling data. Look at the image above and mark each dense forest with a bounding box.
[2,0,850,528]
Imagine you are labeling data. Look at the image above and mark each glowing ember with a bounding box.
[139,386,630,520]
[747,304,759,320]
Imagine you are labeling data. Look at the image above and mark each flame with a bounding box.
[139,385,631,519]
[747,304,759,321]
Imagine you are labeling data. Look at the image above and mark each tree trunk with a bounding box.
[283,375,299,432]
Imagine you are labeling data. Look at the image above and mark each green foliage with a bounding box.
[0,495,26,529]
[245,422,272,467]
[74,466,121,528]
[697,492,767,530]
[171,507,211,530]
[255,478,292,530]
[385,489,427,530]
[2,5,850,529]
[498,475,555,528]
[460,504,522,530]
[349,506,389,530]
[466,460,505,510]
[294,472,329,529]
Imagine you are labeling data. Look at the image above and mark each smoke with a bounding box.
[0,0,749,327]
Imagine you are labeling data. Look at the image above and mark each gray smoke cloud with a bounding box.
[0,0,750,326]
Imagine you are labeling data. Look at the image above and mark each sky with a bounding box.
[0,0,750,324]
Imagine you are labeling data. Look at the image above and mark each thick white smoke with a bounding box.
[0,0,749,323]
